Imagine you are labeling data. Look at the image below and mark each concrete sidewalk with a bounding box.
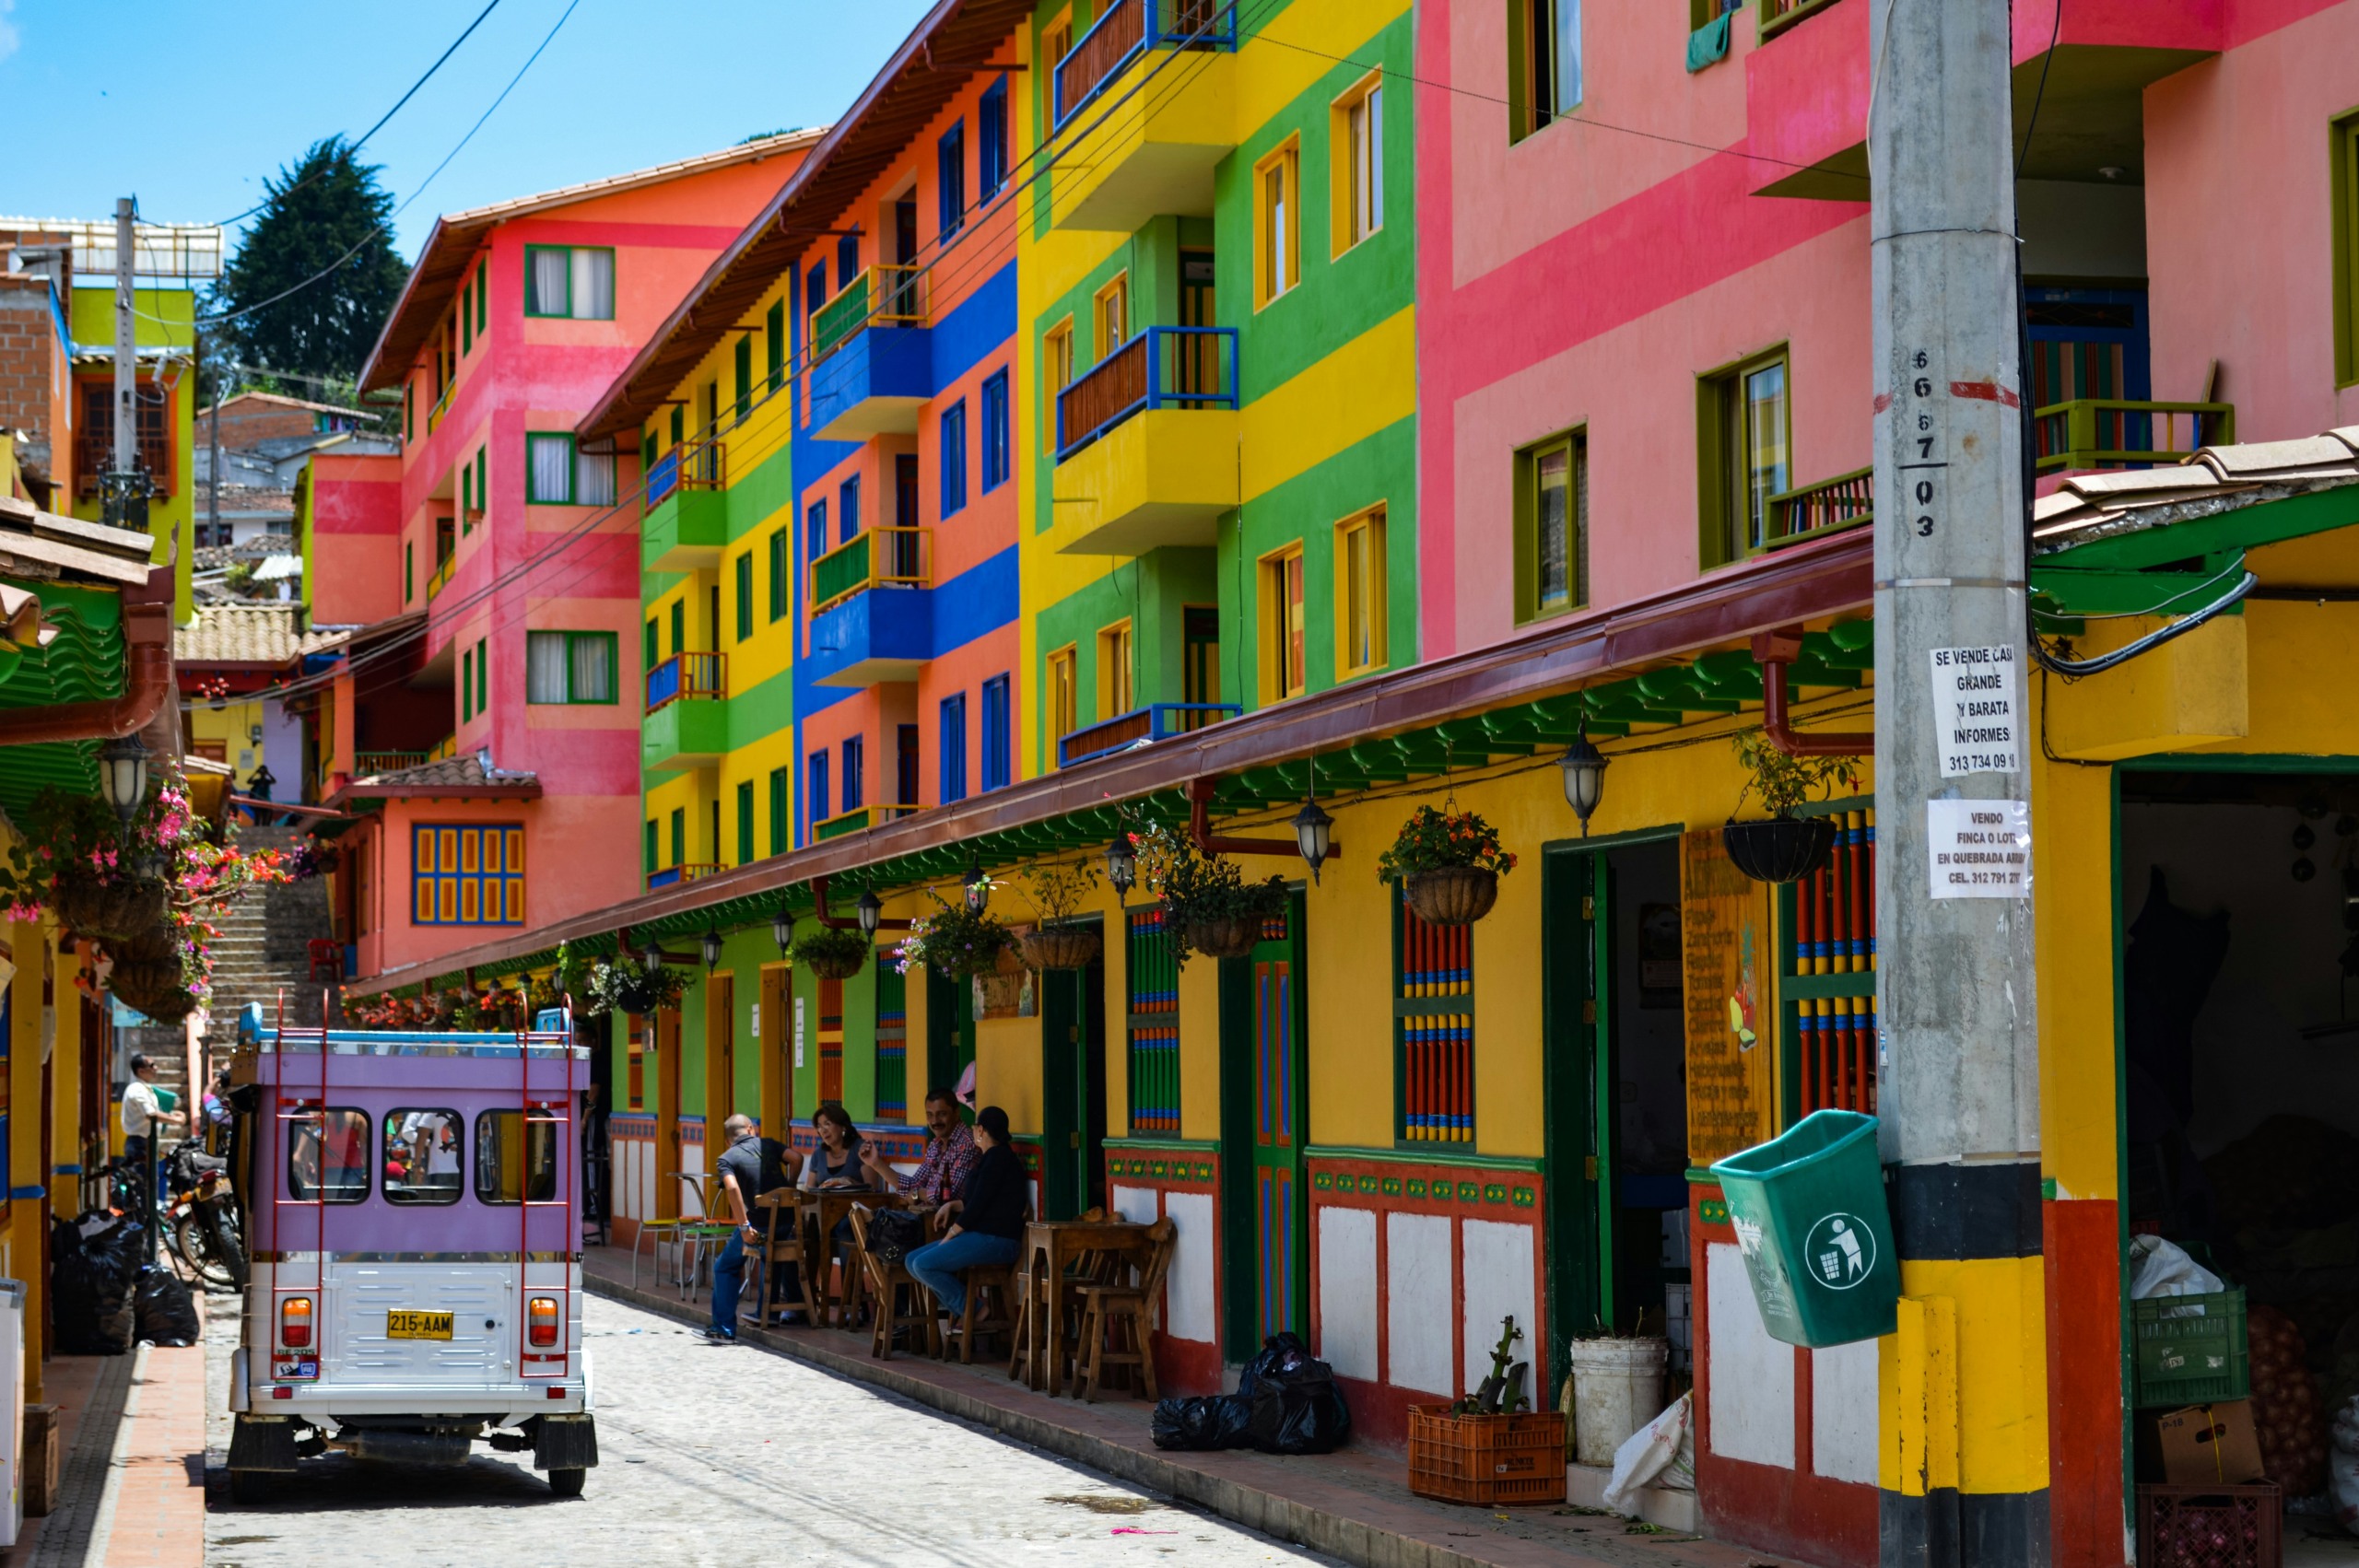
[585,1246,1781,1568]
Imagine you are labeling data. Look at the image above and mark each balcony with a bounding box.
[2034,399,2233,474]
[1059,702,1240,768]
[809,275,933,442]
[426,551,455,602]
[646,862,723,891]
[352,749,428,777]
[813,265,928,363]
[810,528,932,615]
[1765,467,1872,551]
[641,439,728,573]
[642,651,727,776]
[1052,327,1239,556]
[812,803,921,843]
[1048,0,1238,233]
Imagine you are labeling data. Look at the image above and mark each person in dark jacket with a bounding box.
[905,1105,1027,1316]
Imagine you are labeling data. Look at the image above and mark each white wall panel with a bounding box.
[1316,1206,1379,1382]
[1812,1338,1879,1484]
[1461,1220,1538,1398]
[1386,1211,1454,1395]
[1706,1241,1795,1469]
[1164,1191,1218,1344]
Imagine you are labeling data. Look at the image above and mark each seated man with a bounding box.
[905,1105,1027,1319]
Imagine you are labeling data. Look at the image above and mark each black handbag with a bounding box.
[864,1208,927,1265]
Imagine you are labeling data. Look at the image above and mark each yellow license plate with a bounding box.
[386,1310,453,1340]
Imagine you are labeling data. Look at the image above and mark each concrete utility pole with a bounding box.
[1868,2,2047,1564]
[112,197,136,474]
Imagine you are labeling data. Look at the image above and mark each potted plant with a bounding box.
[1018,863,1104,970]
[1378,804,1517,926]
[898,885,1017,984]
[1721,732,1860,883]
[582,955,688,1017]
[791,923,872,981]
[1141,827,1287,965]
[101,927,195,1024]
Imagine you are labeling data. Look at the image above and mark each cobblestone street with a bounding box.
[200,1293,1336,1568]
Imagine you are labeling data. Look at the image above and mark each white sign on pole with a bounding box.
[792,996,805,1068]
[1929,644,2022,778]
[1926,799,2031,899]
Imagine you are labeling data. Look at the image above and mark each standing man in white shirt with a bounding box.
[121,1053,184,1204]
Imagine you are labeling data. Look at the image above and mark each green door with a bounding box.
[1040,942,1109,1220]
[924,967,974,1112]
[1221,892,1307,1353]
[1543,848,1608,1388]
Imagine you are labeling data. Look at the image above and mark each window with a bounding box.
[1048,645,1079,758]
[734,553,754,640]
[980,77,1010,199]
[412,824,526,926]
[1094,274,1129,358]
[1043,11,1074,123]
[1700,350,1790,565]
[1395,893,1476,1143]
[1519,430,1588,620]
[1513,0,1582,140]
[734,333,754,423]
[287,1107,370,1203]
[1043,317,1074,451]
[898,722,921,804]
[461,645,474,722]
[736,779,755,865]
[939,693,968,803]
[644,818,658,876]
[981,369,1010,490]
[837,233,861,294]
[405,542,415,603]
[669,806,685,866]
[938,122,968,239]
[766,299,786,392]
[1335,506,1388,676]
[1255,141,1300,307]
[1183,605,1221,708]
[475,262,487,333]
[980,675,1011,791]
[1261,544,1308,701]
[475,636,487,715]
[940,401,968,517]
[839,475,860,545]
[769,527,791,621]
[769,766,790,856]
[525,630,616,705]
[2338,111,2359,386]
[475,1110,558,1204]
[643,617,659,671]
[523,245,615,319]
[843,735,866,813]
[525,433,613,505]
[1097,621,1134,717]
[808,751,830,829]
[462,285,473,354]
[1333,75,1385,253]
[382,1109,463,1205]
[807,499,828,559]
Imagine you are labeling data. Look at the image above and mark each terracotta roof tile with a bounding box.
[173,604,344,665]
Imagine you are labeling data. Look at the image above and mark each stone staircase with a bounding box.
[204,824,341,1037]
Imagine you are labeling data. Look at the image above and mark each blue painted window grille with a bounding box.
[981,370,1010,491]
[980,675,1010,791]
[938,122,967,239]
[843,734,865,814]
[837,233,861,295]
[940,402,968,517]
[839,474,861,545]
[412,825,525,926]
[939,693,968,804]
[807,752,831,837]
[980,78,1009,199]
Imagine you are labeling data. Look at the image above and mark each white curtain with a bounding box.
[571,249,615,320]
[531,248,569,315]
[574,448,616,507]
[528,434,572,503]
[526,632,569,704]
[569,635,614,703]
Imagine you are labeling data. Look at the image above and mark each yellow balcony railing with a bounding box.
[426,551,456,601]
[2033,399,2234,474]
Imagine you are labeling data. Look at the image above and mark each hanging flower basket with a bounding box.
[1185,915,1263,961]
[790,925,871,981]
[972,947,1032,1018]
[105,931,194,1022]
[53,873,169,942]
[1721,816,1837,884]
[1020,923,1102,971]
[1403,866,1500,927]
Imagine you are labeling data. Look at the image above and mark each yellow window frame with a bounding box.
[1333,505,1387,678]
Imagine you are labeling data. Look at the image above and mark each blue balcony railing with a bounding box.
[1056,326,1238,462]
[1059,702,1241,768]
[642,438,723,511]
[1053,0,1238,131]
[646,651,725,713]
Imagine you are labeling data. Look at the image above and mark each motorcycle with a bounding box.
[164,1137,246,1290]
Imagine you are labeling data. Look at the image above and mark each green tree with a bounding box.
[210,137,408,387]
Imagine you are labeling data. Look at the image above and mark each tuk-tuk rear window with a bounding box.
[288,1107,370,1203]
[382,1109,464,1205]
[474,1109,557,1204]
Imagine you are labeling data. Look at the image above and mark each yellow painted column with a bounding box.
[10,923,45,1402]
[50,944,80,1218]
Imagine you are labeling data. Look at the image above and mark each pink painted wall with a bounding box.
[306,451,403,627]
[350,794,589,979]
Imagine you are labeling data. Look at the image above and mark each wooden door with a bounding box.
[655,1011,682,1218]
[1041,947,1109,1220]
[705,973,735,1136]
[1221,894,1306,1353]
[817,977,844,1105]
[759,965,790,1135]
[1542,848,1606,1384]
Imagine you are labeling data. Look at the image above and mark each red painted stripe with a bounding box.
[2047,1197,2125,1568]
[1950,380,2022,408]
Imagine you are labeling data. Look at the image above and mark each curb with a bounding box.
[585,1271,1519,1568]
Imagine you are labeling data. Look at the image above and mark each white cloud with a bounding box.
[0,3,18,68]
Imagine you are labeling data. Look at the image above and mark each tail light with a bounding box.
[279,1296,313,1350]
[527,1296,559,1349]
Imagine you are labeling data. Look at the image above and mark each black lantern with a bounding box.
[641,939,663,977]
[856,888,883,937]
[700,928,723,970]
[98,733,148,826]
[1292,798,1334,883]
[963,860,989,914]
[772,903,793,954]
[1558,726,1608,836]
[1105,833,1136,904]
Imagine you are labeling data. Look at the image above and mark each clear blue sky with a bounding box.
[0,0,935,259]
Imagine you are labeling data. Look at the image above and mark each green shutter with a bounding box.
[734,334,754,421]
[737,780,756,865]
[766,300,786,392]
[734,553,754,640]
[644,820,657,876]
[769,529,789,621]
[462,649,473,720]
[644,618,659,670]
[769,766,788,856]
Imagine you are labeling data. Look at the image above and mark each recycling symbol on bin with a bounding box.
[1802,1213,1875,1290]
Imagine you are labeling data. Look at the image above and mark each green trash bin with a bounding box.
[1708,1109,1900,1349]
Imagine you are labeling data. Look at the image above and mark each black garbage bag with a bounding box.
[52,1218,137,1356]
[1239,1332,1352,1455]
[134,1267,200,1347]
[1150,1394,1255,1451]
[1237,1330,1314,1398]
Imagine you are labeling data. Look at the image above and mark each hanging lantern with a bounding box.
[1292,798,1334,883]
[772,903,793,954]
[98,734,149,826]
[856,888,884,937]
[1104,834,1136,904]
[1558,727,1608,836]
[963,860,990,914]
[700,928,723,970]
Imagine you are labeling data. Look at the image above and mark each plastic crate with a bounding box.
[2133,1291,2249,1410]
[1406,1406,1567,1506]
[2137,1483,2281,1568]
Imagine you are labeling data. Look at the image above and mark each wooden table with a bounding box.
[1014,1220,1152,1396]
[799,1186,906,1326]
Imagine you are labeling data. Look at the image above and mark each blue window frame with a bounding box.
[843,735,865,813]
[807,751,831,836]
[980,78,1009,200]
[806,263,827,324]
[980,674,1010,791]
[980,370,1010,491]
[940,401,968,518]
[939,693,968,804]
[412,825,526,926]
[837,233,861,294]
[938,122,967,240]
[808,499,827,562]
[839,475,860,545]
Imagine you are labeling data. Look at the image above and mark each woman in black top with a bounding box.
[904,1106,1027,1316]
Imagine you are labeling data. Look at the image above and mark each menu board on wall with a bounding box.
[1682,827,1776,1166]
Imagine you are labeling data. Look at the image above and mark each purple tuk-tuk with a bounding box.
[223,1001,596,1501]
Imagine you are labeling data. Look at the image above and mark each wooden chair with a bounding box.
[1073,1216,1178,1402]
[942,1263,1019,1366]
[848,1205,936,1362]
[755,1189,817,1326]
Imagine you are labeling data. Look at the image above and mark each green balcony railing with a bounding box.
[809,527,931,615]
[810,265,929,364]
[1766,467,1872,551]
[2034,399,2234,474]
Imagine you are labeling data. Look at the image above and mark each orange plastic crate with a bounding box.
[1407,1405,1568,1506]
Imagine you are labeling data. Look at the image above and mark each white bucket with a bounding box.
[1567,1336,1669,1465]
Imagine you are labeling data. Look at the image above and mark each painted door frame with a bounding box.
[655,1009,681,1221]
[1219,886,1309,1360]
[925,966,975,1114]
[758,964,791,1134]
[1040,922,1109,1220]
[706,971,736,1135]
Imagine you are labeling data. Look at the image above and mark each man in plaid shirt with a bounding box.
[861,1086,978,1202]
